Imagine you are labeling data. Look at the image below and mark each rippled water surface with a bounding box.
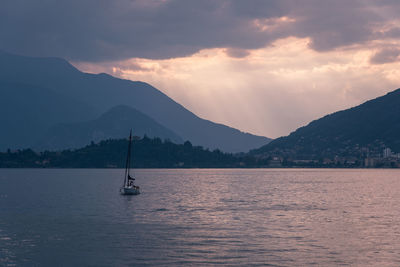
[1,169,400,266]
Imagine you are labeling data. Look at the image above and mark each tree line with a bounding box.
[0,136,266,168]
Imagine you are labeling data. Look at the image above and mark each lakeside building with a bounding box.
[383,148,392,158]
[266,146,400,168]
[364,158,375,167]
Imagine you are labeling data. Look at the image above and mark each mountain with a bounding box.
[252,88,400,158]
[0,50,270,152]
[36,105,183,150]
[0,81,96,150]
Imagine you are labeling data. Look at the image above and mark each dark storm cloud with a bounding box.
[225,48,250,58]
[0,0,399,61]
[370,47,400,64]
[288,0,376,51]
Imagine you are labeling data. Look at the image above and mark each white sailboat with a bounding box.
[120,130,140,195]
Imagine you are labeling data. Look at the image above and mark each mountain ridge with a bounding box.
[0,81,96,150]
[36,105,183,150]
[0,50,271,152]
[252,88,400,158]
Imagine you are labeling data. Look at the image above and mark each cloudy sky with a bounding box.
[2,0,400,138]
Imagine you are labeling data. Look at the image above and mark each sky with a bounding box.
[2,0,400,138]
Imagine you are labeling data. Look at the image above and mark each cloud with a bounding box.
[1,0,400,61]
[224,48,250,58]
[4,0,400,138]
[370,47,400,64]
[74,37,400,138]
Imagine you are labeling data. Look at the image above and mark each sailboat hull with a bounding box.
[120,186,140,195]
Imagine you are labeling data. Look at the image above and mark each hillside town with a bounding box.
[263,146,400,168]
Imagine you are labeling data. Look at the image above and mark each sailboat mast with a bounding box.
[123,130,132,187]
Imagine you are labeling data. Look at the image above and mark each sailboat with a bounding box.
[120,130,140,195]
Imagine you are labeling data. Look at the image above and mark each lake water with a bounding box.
[1,169,400,266]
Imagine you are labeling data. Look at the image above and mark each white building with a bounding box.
[383,148,392,158]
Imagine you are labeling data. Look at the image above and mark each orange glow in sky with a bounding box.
[74,36,400,138]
